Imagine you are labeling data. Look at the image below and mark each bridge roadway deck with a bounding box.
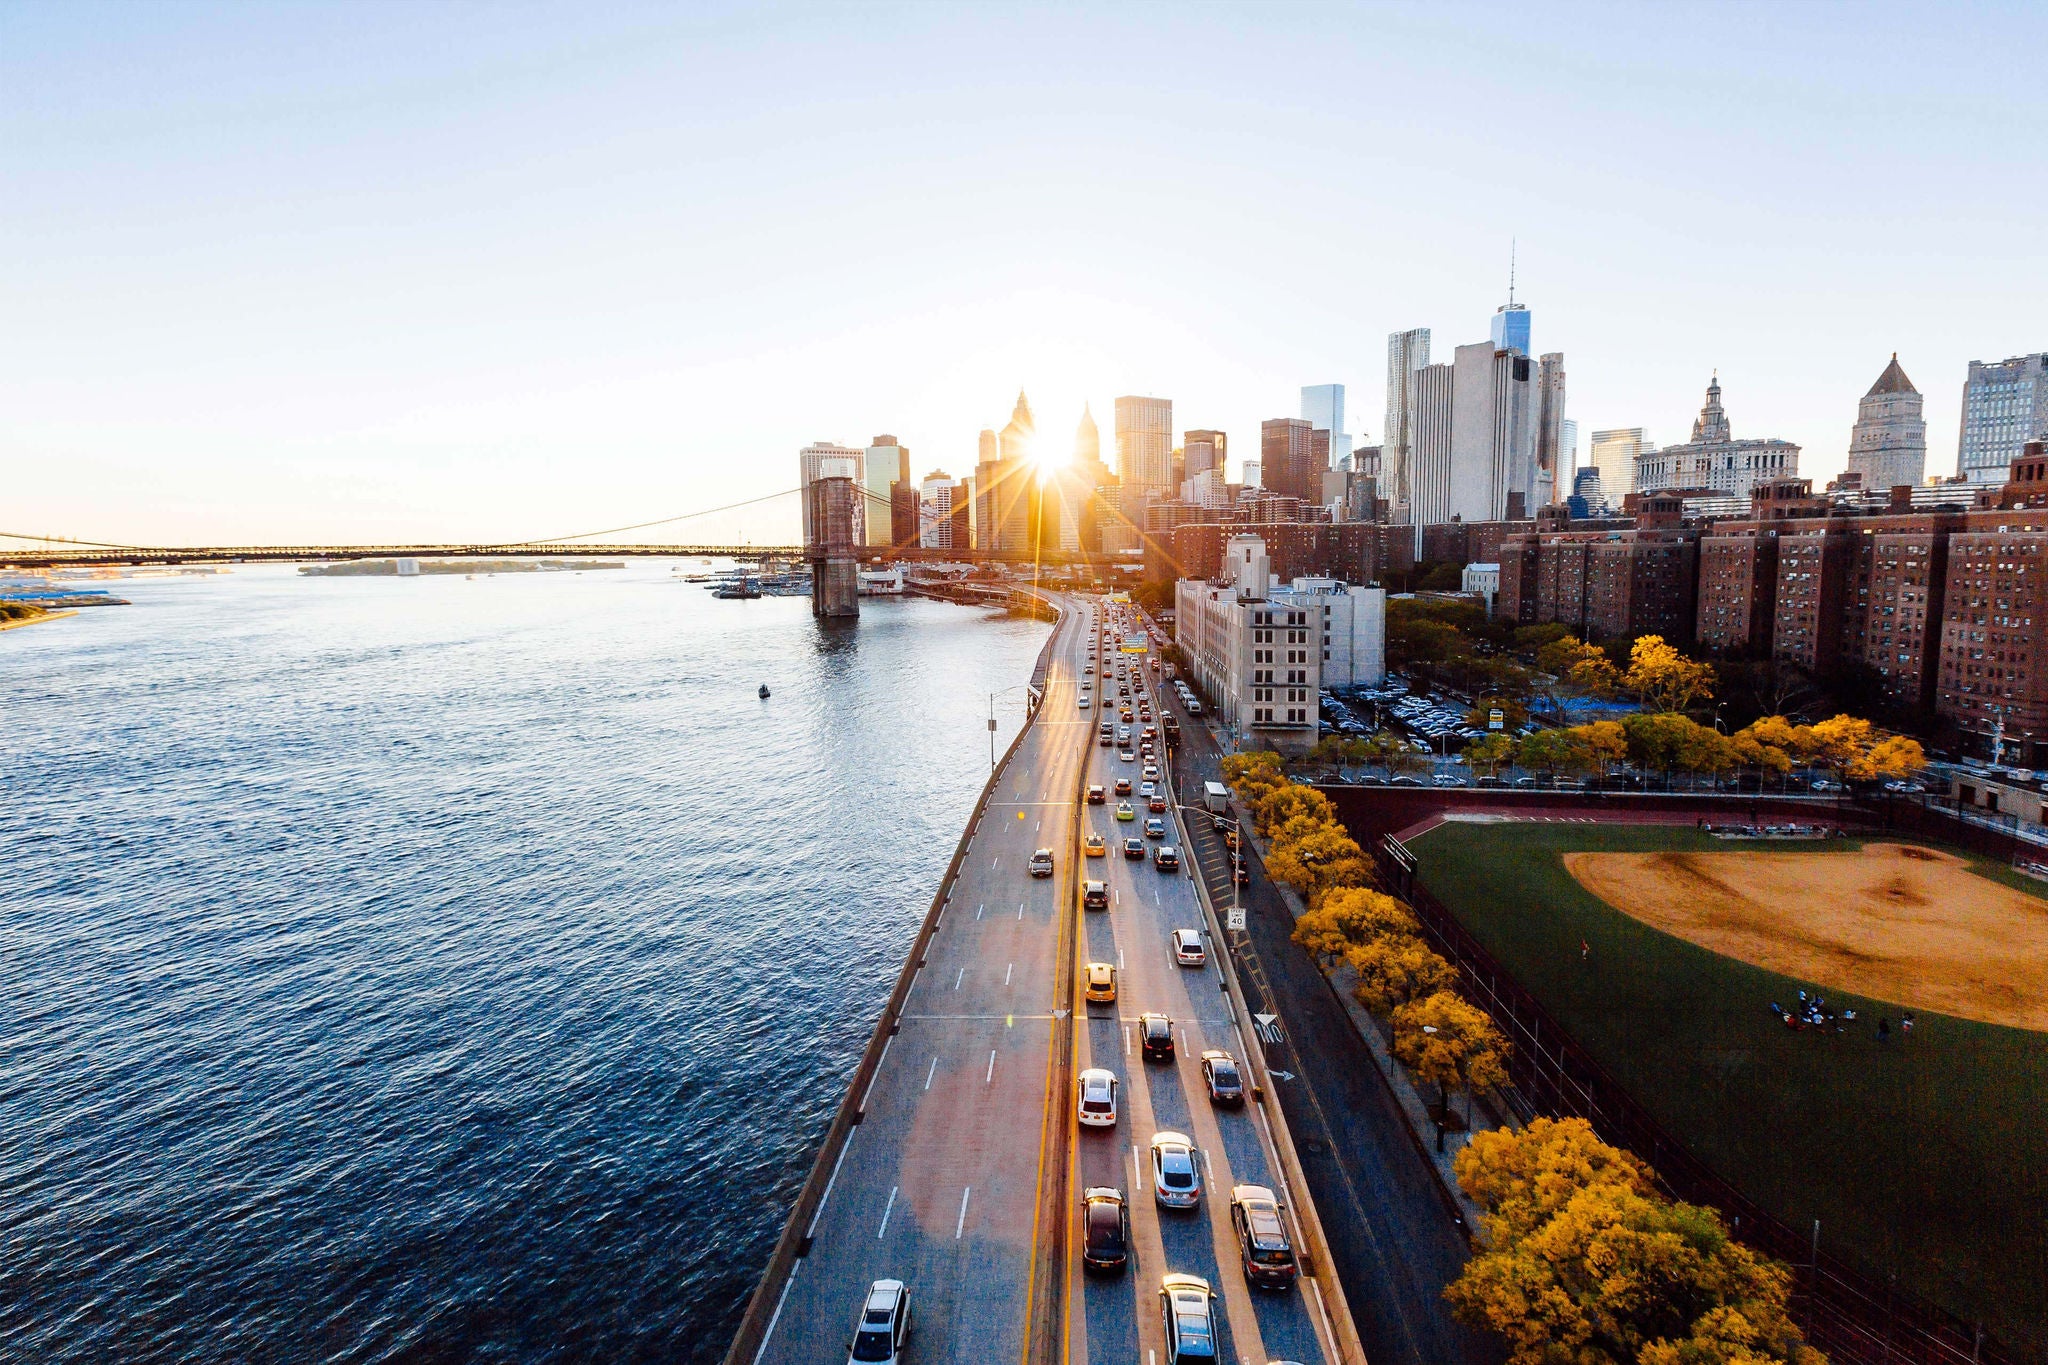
[746,598,1342,1365]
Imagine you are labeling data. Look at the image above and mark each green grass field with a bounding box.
[1410,821,2048,1358]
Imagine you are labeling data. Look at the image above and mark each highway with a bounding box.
[745,596,1345,1365]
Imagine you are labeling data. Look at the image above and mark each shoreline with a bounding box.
[0,609,78,634]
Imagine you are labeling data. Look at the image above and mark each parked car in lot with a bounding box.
[1228,1186,1299,1288]
[848,1279,913,1364]
[1200,1050,1243,1105]
[1149,1131,1202,1209]
[1171,928,1205,965]
[1028,848,1054,877]
[1081,1187,1130,1273]
[1139,1012,1174,1060]
[1083,879,1108,908]
[1076,1068,1119,1128]
[1154,844,1180,871]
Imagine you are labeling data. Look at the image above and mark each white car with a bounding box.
[848,1279,912,1364]
[1142,765,1160,781]
[1077,692,1092,709]
[1171,928,1206,966]
[1149,1131,1202,1209]
[1077,1067,1119,1128]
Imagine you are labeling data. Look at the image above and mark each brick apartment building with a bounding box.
[1496,497,1698,641]
[1149,520,1412,587]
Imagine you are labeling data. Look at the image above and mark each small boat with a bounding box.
[759,684,771,699]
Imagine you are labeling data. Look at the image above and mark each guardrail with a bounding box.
[721,599,1071,1365]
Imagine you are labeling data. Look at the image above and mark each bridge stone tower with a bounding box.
[804,463,862,619]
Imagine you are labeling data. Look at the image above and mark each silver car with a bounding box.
[1149,1131,1202,1209]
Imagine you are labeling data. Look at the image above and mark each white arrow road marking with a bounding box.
[1269,1068,1295,1081]
[1253,1012,1278,1028]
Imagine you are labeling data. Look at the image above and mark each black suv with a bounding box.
[1139,1012,1174,1062]
[1228,1186,1299,1287]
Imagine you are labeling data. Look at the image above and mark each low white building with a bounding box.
[1463,561,1500,614]
[1173,535,1386,754]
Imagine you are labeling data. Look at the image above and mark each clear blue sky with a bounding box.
[4,1,2043,546]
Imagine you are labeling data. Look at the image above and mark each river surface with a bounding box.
[0,562,1048,1363]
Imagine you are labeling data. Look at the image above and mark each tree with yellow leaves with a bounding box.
[1391,989,1510,1129]
[1447,1118,1826,1365]
[1625,636,1718,715]
[1291,885,1418,962]
[1850,733,1927,781]
[1349,934,1460,1017]
[1266,818,1372,905]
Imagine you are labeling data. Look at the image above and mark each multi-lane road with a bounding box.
[745,596,1346,1365]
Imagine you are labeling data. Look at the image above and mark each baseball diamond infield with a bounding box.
[1564,841,2048,1031]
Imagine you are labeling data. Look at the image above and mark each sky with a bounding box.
[4,1,2044,548]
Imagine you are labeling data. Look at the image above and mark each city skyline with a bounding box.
[5,3,2045,546]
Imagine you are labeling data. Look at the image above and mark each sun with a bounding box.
[1030,441,1070,478]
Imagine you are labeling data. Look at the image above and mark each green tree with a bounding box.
[1464,733,1518,776]
[1467,695,1530,734]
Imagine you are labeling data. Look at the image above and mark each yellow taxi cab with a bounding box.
[1085,961,1118,1003]
[1115,801,1136,821]
[1084,832,1107,857]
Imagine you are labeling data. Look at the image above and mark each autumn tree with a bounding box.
[1391,989,1510,1128]
[1291,885,1418,962]
[1464,733,1517,776]
[1517,727,1598,775]
[1851,733,1927,780]
[1221,750,1285,785]
[1625,635,1718,715]
[1467,695,1530,734]
[1455,1117,1655,1243]
[1349,935,1459,1017]
[1265,818,1372,905]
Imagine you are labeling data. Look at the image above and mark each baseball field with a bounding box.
[1410,820,2048,1359]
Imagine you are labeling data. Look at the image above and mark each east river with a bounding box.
[0,562,1049,1362]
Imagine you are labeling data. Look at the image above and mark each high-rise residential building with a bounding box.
[799,441,865,542]
[1956,352,2048,484]
[1383,329,1431,525]
[1589,428,1652,501]
[1491,301,1531,355]
[1115,396,1174,495]
[863,436,910,546]
[1846,354,1928,491]
[1300,385,1353,471]
[1535,353,1568,511]
[1634,375,1800,497]
[1447,341,1540,524]
[1183,429,1226,485]
[1261,418,1321,505]
[920,473,955,549]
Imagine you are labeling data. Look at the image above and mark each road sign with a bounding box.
[1225,908,1247,931]
[1489,708,1505,731]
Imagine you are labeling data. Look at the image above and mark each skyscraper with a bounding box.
[1300,384,1353,471]
[1383,329,1431,524]
[1846,354,1927,490]
[799,440,865,542]
[1589,428,1653,502]
[920,472,955,549]
[1534,353,1567,511]
[1261,418,1320,504]
[1074,404,1101,467]
[1633,375,1799,496]
[1115,396,1174,495]
[1406,361,1454,551]
[1560,419,1578,476]
[864,435,910,546]
[1183,430,1226,484]
[1490,302,1531,355]
[1956,353,2048,484]
[1447,341,1539,522]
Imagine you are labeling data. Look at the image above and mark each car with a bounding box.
[1142,725,1157,740]
[1028,848,1054,878]
[1154,844,1180,871]
[1099,733,1114,747]
[1139,1012,1174,1061]
[1114,777,1132,795]
[1142,765,1160,781]
[1171,927,1206,966]
[1081,1187,1131,1273]
[1117,726,1132,741]
[1123,836,1146,859]
[1144,817,1167,839]
[848,1279,912,1364]
[1149,1131,1202,1209]
[1200,1050,1244,1105]
[1077,1068,1119,1128]
[1083,878,1109,908]
[1148,794,1168,813]
[1138,781,1156,799]
[1432,773,1466,787]
[1086,784,1106,804]
[1084,833,1106,858]
[1234,858,1250,885]
[1085,961,1118,1004]
[1228,1185,1300,1287]
[1119,749,1137,763]
[1116,801,1136,822]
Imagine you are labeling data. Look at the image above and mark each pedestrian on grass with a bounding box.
[1877,1016,1891,1044]
[1902,1011,1915,1035]
[1580,938,1589,962]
